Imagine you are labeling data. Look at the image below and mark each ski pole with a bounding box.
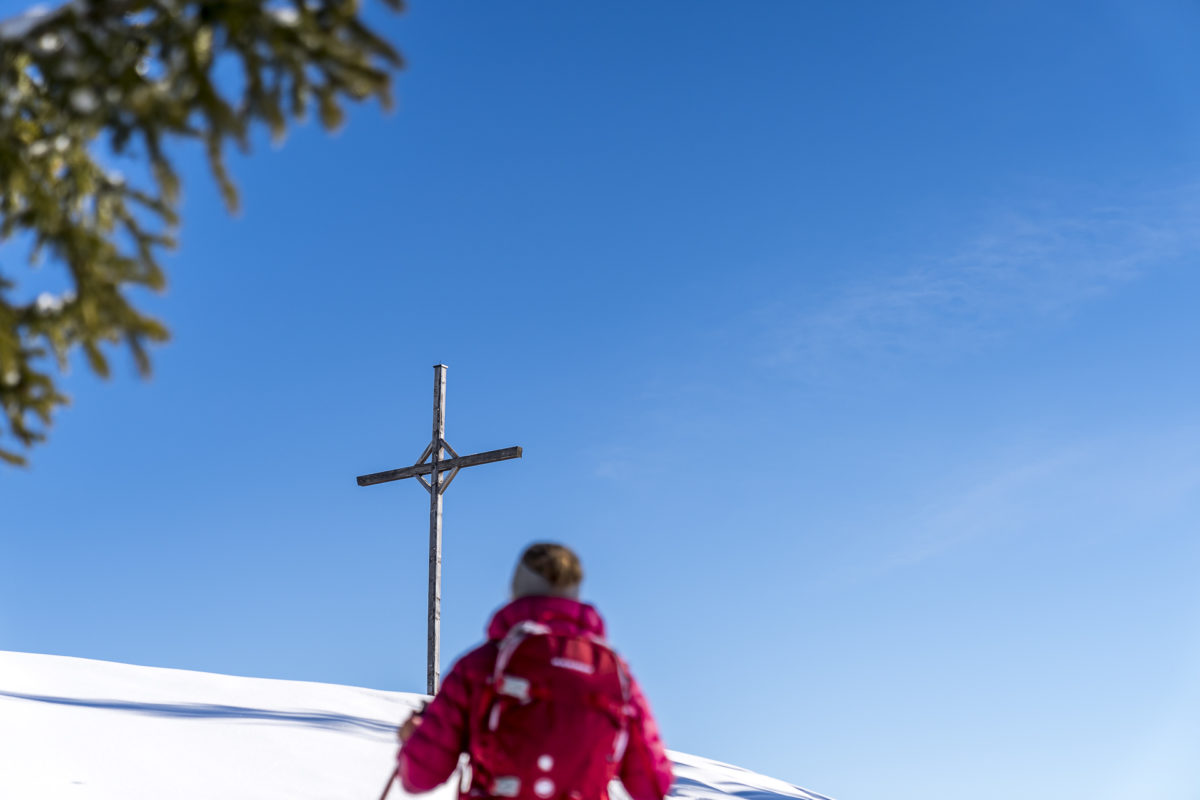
[378,766,399,800]
[381,701,426,800]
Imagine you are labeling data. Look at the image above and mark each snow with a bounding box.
[270,7,301,27]
[68,87,99,114]
[0,5,53,42]
[0,2,80,43]
[38,31,63,52]
[0,650,832,800]
[35,292,64,313]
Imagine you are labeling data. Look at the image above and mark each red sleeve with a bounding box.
[618,670,674,800]
[397,656,477,794]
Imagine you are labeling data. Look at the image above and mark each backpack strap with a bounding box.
[584,634,634,765]
[488,621,552,730]
[495,620,552,681]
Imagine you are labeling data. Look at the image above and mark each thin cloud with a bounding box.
[763,187,1200,373]
[867,425,1200,576]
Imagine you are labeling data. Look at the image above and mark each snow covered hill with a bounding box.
[0,651,831,800]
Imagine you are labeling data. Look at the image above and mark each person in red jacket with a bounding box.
[396,543,673,800]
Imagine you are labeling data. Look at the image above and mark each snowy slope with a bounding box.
[0,651,831,800]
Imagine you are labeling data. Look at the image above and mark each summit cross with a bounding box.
[356,364,522,694]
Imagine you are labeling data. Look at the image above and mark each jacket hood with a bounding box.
[486,595,607,641]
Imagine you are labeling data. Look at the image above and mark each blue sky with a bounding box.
[4,2,1200,799]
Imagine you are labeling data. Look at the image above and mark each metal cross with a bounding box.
[356,364,522,694]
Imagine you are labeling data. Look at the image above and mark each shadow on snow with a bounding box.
[669,775,831,800]
[0,690,396,735]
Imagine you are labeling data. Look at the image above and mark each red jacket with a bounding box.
[398,596,673,800]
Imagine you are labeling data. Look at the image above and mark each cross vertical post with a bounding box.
[356,365,522,697]
[427,365,446,694]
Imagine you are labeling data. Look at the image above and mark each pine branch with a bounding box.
[0,0,403,466]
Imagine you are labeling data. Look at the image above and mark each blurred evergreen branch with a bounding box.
[0,0,402,466]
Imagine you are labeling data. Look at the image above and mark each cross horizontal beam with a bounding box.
[356,446,523,487]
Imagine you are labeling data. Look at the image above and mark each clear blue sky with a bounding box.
[5,2,1200,799]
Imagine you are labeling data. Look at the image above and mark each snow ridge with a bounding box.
[0,650,832,800]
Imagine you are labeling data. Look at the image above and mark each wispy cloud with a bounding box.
[864,424,1200,575]
[763,185,1200,372]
